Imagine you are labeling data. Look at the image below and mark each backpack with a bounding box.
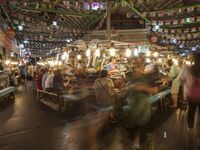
[187,76,200,102]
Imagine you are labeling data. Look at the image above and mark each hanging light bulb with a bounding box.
[5,60,10,65]
[158,58,162,63]
[146,51,151,57]
[55,60,58,66]
[58,61,62,66]
[153,52,159,58]
[134,48,139,57]
[125,47,132,57]
[66,52,69,61]
[109,48,116,57]
[61,52,67,60]
[146,58,151,63]
[86,48,91,57]
[77,54,82,60]
[18,25,23,31]
[95,48,101,57]
[154,25,160,30]
[172,58,178,65]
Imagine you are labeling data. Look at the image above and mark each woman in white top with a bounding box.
[45,70,54,92]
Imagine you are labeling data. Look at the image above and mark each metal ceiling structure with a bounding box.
[0,0,200,55]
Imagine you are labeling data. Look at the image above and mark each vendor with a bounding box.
[93,70,116,108]
[75,61,86,79]
[105,58,116,72]
[53,69,66,94]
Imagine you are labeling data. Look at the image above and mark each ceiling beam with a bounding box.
[10,5,97,18]
[122,0,151,23]
[149,4,200,13]
[160,21,200,28]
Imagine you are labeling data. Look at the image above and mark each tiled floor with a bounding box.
[0,87,199,150]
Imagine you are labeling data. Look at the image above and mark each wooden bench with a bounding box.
[61,88,95,111]
[123,89,171,113]
[0,87,15,103]
[90,89,171,114]
[36,89,61,111]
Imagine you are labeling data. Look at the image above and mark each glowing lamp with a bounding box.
[77,55,82,60]
[86,48,91,57]
[125,48,132,57]
[109,48,116,57]
[146,51,151,57]
[95,48,101,57]
[134,48,139,57]
[153,52,159,58]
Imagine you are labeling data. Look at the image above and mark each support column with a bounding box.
[106,0,111,41]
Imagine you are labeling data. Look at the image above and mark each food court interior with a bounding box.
[0,0,200,150]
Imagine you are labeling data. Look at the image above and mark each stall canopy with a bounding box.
[0,0,199,55]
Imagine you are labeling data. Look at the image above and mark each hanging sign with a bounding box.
[173,20,178,25]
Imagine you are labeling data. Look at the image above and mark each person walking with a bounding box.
[180,53,200,131]
[167,59,181,107]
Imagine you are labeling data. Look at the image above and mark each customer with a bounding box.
[125,63,158,150]
[180,53,200,130]
[26,63,34,89]
[167,59,180,107]
[45,70,54,92]
[53,69,65,94]
[19,63,27,85]
[93,70,116,108]
[35,69,45,90]
[42,68,49,90]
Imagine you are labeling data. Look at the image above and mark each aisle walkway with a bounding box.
[0,87,199,150]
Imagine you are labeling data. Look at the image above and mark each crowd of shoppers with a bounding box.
[17,53,200,150]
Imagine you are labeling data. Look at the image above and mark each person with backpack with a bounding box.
[180,53,200,130]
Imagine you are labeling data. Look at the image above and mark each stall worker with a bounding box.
[167,59,181,107]
[93,70,116,108]
[35,68,45,90]
[19,63,27,85]
[53,69,66,94]
[76,61,86,79]
[42,68,49,90]
[105,58,116,72]
[45,70,54,92]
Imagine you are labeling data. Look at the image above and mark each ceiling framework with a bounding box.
[1,0,107,54]
[0,0,199,54]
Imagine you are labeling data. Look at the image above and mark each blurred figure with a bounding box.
[105,58,116,72]
[26,63,34,89]
[167,59,181,107]
[76,61,86,79]
[124,57,158,150]
[93,70,116,108]
[53,69,66,94]
[144,57,157,73]
[19,63,27,85]
[180,53,200,130]
[35,68,45,90]
[45,70,54,92]
[42,68,49,90]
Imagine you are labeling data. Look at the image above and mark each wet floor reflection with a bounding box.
[1,87,200,150]
[62,113,131,150]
